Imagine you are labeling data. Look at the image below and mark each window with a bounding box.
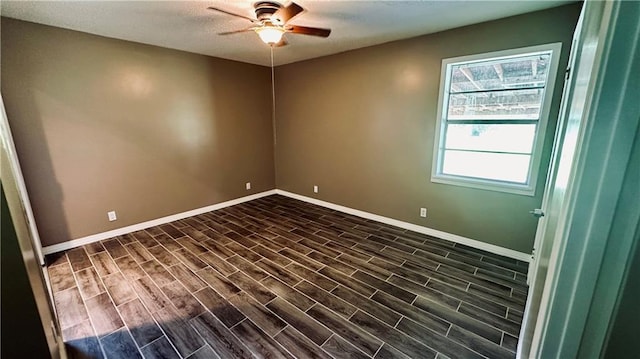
[431,43,562,195]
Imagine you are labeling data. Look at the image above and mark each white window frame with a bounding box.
[431,43,563,196]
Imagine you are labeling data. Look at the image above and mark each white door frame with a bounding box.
[1,94,65,357]
[524,0,640,357]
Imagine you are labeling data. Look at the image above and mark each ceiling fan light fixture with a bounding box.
[255,26,284,45]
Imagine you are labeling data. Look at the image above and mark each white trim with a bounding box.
[43,187,530,262]
[1,94,46,265]
[275,189,530,262]
[42,190,277,255]
[431,43,563,197]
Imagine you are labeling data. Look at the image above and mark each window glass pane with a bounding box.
[442,150,531,183]
[450,53,551,92]
[444,124,536,154]
[448,88,545,120]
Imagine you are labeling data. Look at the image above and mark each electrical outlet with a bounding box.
[313,185,319,193]
[108,211,117,222]
[246,182,251,190]
[420,208,427,218]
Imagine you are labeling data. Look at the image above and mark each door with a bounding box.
[517,2,610,357]
[0,94,65,358]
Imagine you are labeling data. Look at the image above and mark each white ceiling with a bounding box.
[1,1,572,67]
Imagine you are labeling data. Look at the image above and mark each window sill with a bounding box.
[431,174,536,196]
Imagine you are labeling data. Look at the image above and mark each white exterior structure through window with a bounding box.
[432,43,562,195]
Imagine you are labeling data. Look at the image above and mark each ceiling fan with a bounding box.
[207,1,331,46]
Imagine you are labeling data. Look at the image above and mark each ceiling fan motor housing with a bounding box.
[254,2,282,22]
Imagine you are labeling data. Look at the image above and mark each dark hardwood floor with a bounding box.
[47,194,528,359]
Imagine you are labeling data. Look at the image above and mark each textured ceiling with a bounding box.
[1,1,572,66]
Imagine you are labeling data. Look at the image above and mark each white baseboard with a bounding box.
[275,189,531,262]
[42,190,277,255]
[43,188,530,263]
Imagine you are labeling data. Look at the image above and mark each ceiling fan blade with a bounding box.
[218,28,254,35]
[272,2,304,24]
[207,6,255,22]
[287,25,331,38]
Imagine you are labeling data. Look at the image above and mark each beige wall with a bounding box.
[1,18,275,246]
[275,4,581,253]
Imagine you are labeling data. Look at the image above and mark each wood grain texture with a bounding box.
[49,195,525,359]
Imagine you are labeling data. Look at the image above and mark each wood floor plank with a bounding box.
[168,263,207,292]
[369,257,430,285]
[278,248,324,271]
[307,304,382,356]
[255,258,302,286]
[102,238,128,259]
[308,251,357,275]
[114,255,146,281]
[274,326,333,359]
[186,345,220,359]
[52,195,527,359]
[67,247,93,272]
[140,336,181,359]
[197,267,242,299]
[447,325,515,359]
[84,241,106,255]
[153,305,205,357]
[54,287,89,329]
[100,328,142,359]
[374,344,412,359]
[267,297,332,345]
[331,285,401,327]
[131,276,171,313]
[286,263,337,291]
[263,276,315,311]
[46,252,68,267]
[154,233,184,252]
[161,281,206,319]
[132,230,160,248]
[371,291,450,335]
[395,317,483,359]
[231,319,294,359]
[294,280,355,318]
[201,239,235,258]
[103,272,137,306]
[228,271,276,304]
[199,251,238,276]
[176,236,208,255]
[85,292,124,336]
[228,255,270,281]
[62,319,104,359]
[48,261,76,293]
[352,270,416,303]
[75,267,105,299]
[119,299,163,347]
[160,224,185,239]
[194,287,246,328]
[140,259,176,287]
[413,296,503,344]
[321,335,370,359]
[458,302,521,336]
[91,252,119,277]
[320,266,375,297]
[190,312,254,359]
[173,248,208,271]
[148,245,183,267]
[228,292,286,337]
[349,310,437,359]
[126,242,155,263]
